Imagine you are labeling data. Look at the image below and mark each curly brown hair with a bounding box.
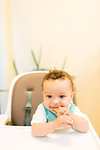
[42,69,74,91]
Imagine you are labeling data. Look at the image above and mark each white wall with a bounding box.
[0,0,9,113]
[11,0,100,74]
[1,0,100,135]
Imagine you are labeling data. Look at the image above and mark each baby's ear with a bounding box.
[71,91,74,99]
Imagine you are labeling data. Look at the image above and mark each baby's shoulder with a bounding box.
[74,105,88,120]
[36,103,44,110]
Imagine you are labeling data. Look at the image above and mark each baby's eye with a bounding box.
[46,95,52,98]
[59,95,66,99]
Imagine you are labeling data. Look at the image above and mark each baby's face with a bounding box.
[42,78,74,113]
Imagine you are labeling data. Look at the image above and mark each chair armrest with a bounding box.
[0,114,9,125]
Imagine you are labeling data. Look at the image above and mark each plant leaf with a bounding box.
[31,49,39,70]
[13,60,19,75]
[38,46,42,67]
[61,57,67,70]
[0,90,8,92]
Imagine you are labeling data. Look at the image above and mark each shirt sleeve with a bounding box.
[74,106,89,121]
[31,103,46,125]
[72,106,91,130]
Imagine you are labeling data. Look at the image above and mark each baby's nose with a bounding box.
[50,99,60,107]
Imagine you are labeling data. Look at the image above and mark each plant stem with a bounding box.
[31,49,40,70]
[61,57,67,70]
[13,60,19,75]
[0,90,8,92]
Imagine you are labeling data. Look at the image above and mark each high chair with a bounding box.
[0,71,100,150]
[1,71,48,126]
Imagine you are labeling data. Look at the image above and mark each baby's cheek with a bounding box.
[44,100,51,108]
[61,101,69,107]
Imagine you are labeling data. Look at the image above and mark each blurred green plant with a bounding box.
[61,57,67,70]
[31,48,41,71]
[0,90,8,92]
[12,48,67,75]
[31,48,67,71]
[13,60,19,75]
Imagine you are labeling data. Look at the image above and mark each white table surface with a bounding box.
[0,125,100,150]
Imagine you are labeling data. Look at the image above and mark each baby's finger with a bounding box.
[64,124,72,128]
[66,118,73,124]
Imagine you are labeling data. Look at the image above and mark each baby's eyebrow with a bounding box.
[59,93,67,95]
[44,92,51,95]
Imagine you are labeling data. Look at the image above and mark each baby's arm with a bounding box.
[70,113,89,132]
[32,115,73,137]
[58,107,89,133]
[32,122,56,137]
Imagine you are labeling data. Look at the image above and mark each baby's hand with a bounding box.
[54,115,73,129]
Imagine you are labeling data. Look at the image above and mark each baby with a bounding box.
[31,70,89,137]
